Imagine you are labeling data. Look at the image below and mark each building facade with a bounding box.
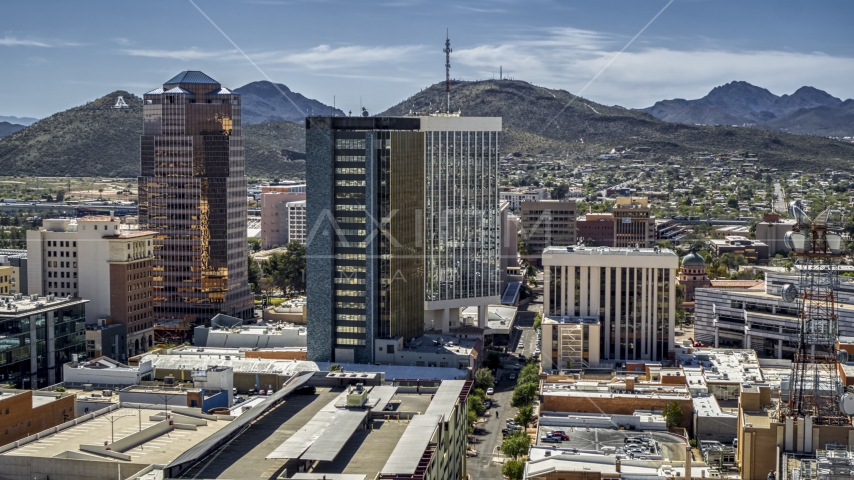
[612,197,655,248]
[500,187,548,210]
[260,191,306,249]
[678,252,711,303]
[540,315,601,370]
[306,115,501,363]
[520,200,577,266]
[138,71,253,323]
[542,246,678,361]
[694,272,854,359]
[26,217,155,359]
[286,199,307,244]
[0,295,87,388]
[708,236,769,264]
[755,218,796,256]
[576,213,614,246]
[0,389,76,446]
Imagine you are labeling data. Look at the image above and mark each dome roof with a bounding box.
[681,252,705,266]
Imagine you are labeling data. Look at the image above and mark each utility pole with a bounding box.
[104,412,136,444]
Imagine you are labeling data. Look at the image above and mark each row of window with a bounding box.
[47,250,76,258]
[46,241,76,247]
[48,282,76,289]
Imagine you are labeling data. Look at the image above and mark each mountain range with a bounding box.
[234,81,344,124]
[0,116,39,126]
[0,79,852,178]
[640,81,853,136]
[0,122,26,140]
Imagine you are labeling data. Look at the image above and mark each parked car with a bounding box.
[513,364,521,370]
[234,396,245,404]
[506,419,516,427]
[258,389,266,396]
[384,403,395,411]
[248,389,257,396]
[540,435,561,443]
[484,400,492,409]
[549,430,569,440]
[509,373,517,380]
[519,354,526,361]
[293,385,316,395]
[486,388,494,395]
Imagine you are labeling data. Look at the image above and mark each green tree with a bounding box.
[518,364,540,386]
[514,404,533,427]
[551,183,569,200]
[501,430,531,459]
[486,351,501,370]
[328,364,342,372]
[662,401,683,428]
[511,382,538,407]
[533,313,542,331]
[727,197,739,209]
[502,459,525,480]
[262,241,307,295]
[248,237,262,253]
[248,256,262,292]
[474,368,494,392]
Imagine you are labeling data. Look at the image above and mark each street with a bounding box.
[774,182,786,212]
[466,285,542,478]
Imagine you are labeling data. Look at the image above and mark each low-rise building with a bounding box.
[0,250,28,295]
[193,321,308,349]
[374,333,482,370]
[0,388,76,445]
[695,272,854,359]
[0,294,88,389]
[501,187,549,209]
[540,372,693,430]
[708,236,769,264]
[755,216,796,256]
[576,213,614,246]
[62,356,154,389]
[521,200,577,266]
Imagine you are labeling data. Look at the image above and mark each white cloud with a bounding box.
[452,27,854,107]
[264,44,427,70]
[0,37,51,47]
[121,47,240,61]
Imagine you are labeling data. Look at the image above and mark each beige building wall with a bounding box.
[260,192,306,249]
[542,247,678,361]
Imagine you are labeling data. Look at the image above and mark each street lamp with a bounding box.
[104,412,136,444]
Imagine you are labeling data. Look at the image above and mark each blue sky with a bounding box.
[1,0,852,119]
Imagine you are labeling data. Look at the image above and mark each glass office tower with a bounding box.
[138,71,253,324]
[306,115,501,364]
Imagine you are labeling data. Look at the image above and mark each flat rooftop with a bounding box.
[405,334,478,355]
[0,389,72,408]
[176,386,451,480]
[542,246,677,258]
[676,348,763,385]
[532,429,689,462]
[0,294,87,316]
[140,352,469,381]
[2,406,229,464]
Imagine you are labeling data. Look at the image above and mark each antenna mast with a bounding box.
[443,30,452,112]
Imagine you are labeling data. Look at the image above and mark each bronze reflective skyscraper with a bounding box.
[138,71,253,324]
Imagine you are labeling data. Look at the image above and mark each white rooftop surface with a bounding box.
[693,395,735,418]
[290,475,366,480]
[139,352,468,380]
[677,348,763,384]
[2,407,229,463]
[380,414,441,475]
[543,246,677,258]
[423,380,464,422]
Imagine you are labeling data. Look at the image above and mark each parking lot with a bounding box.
[535,427,689,462]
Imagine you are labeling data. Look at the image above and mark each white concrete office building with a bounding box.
[286,199,307,244]
[542,246,678,361]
